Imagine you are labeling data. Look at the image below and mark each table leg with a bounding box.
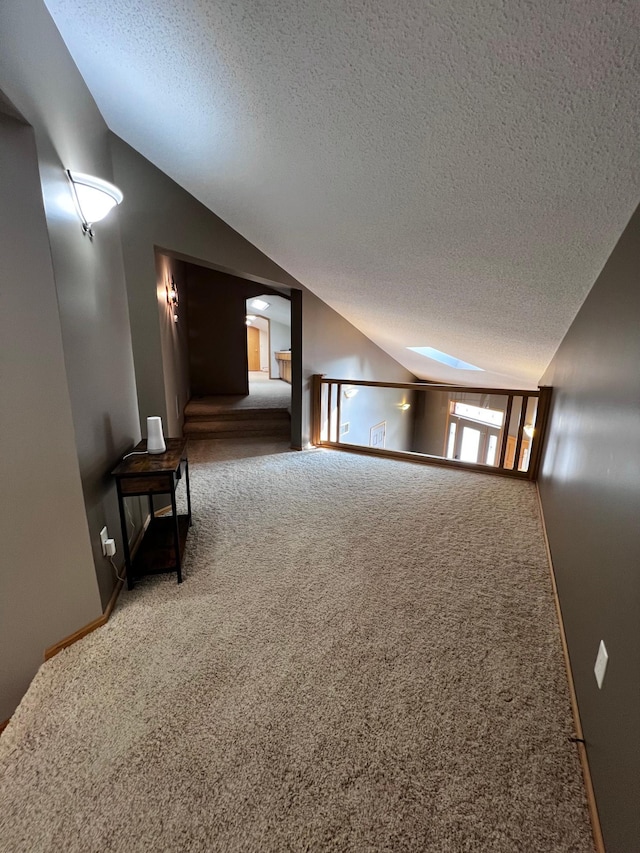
[184,458,192,527]
[170,485,182,583]
[117,484,134,590]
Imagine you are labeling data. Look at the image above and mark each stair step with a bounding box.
[184,418,290,435]
[186,428,290,440]
[184,406,289,421]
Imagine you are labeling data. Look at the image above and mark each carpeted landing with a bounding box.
[0,441,593,852]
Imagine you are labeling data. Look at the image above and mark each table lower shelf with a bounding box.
[131,515,189,579]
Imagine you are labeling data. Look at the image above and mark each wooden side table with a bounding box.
[112,438,192,588]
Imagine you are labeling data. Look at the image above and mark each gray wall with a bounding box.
[269,319,291,378]
[539,203,640,852]
[412,390,451,457]
[0,112,103,721]
[335,387,415,452]
[300,289,416,446]
[0,1,141,624]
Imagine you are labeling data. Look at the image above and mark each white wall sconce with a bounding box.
[67,170,123,237]
[343,386,359,399]
[166,275,179,322]
[398,402,411,411]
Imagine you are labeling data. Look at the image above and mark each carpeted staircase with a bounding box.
[183,396,291,440]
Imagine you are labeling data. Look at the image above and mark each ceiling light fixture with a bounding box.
[67,170,123,237]
[251,298,269,311]
[407,346,483,371]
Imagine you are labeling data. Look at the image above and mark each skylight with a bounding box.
[408,346,484,371]
[251,298,269,311]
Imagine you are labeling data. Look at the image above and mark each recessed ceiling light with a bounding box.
[407,346,483,371]
[251,298,269,311]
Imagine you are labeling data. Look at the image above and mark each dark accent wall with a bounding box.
[539,203,640,852]
[186,266,288,397]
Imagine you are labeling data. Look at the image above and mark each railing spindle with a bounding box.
[513,395,529,472]
[498,395,514,469]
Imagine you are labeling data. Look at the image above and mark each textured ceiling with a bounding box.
[44,0,640,388]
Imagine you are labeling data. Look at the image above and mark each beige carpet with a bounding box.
[185,372,291,415]
[0,441,593,852]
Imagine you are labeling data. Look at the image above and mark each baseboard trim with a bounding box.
[535,485,606,853]
[43,517,148,662]
[43,577,125,662]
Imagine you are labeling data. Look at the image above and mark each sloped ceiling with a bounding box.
[44,0,640,388]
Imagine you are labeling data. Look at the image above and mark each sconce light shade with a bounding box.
[67,170,123,235]
[146,416,166,454]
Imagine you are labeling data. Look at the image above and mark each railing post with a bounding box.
[311,374,324,446]
[528,386,553,480]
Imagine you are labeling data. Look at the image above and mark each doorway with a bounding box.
[247,325,261,371]
[447,418,501,465]
[245,294,291,381]
[445,401,505,466]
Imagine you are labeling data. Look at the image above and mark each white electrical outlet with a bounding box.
[104,538,117,557]
[99,526,109,556]
[594,640,608,689]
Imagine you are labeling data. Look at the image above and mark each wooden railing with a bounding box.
[311,376,552,480]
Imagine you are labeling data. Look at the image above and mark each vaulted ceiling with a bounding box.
[44,0,640,388]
